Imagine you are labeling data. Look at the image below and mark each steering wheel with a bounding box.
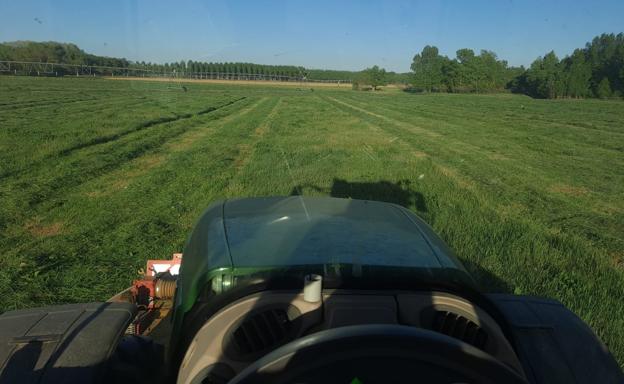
[227,324,528,384]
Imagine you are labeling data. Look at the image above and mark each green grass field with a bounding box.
[1,76,623,364]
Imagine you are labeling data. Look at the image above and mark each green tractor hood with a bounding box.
[172,197,477,332]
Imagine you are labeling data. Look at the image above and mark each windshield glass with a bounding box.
[224,197,445,268]
[0,0,623,370]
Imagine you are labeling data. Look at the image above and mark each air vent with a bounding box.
[431,310,488,350]
[225,306,300,360]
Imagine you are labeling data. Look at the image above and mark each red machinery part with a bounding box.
[131,253,183,307]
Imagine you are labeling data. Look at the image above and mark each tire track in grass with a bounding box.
[233,97,282,170]
[323,96,478,182]
[336,94,624,217]
[323,95,561,194]
[1,88,228,122]
[83,97,268,197]
[0,96,99,109]
[1,97,266,276]
[224,97,283,194]
[0,97,260,229]
[0,97,247,180]
[0,94,140,116]
[24,97,268,260]
[0,96,165,132]
[165,97,266,152]
[347,95,624,196]
[0,93,152,114]
[316,95,423,159]
[0,96,193,176]
[333,97,486,188]
[336,94,599,215]
[327,95,507,159]
[321,95,566,227]
[326,96,441,138]
[20,97,277,306]
[58,97,246,156]
[320,96,478,193]
[344,93,624,154]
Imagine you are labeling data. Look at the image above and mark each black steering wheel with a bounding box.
[228,324,528,384]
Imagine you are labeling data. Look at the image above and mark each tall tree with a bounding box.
[563,49,592,98]
[596,77,612,98]
[357,65,387,90]
[525,51,561,98]
[441,59,461,92]
[411,45,445,91]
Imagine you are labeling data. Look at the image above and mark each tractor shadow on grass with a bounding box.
[460,259,513,294]
[289,178,427,213]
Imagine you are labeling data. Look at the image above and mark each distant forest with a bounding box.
[1,33,623,99]
[410,33,624,99]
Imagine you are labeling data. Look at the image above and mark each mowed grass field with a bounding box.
[1,76,623,364]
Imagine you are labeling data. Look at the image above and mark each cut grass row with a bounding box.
[0,85,247,174]
[0,95,258,231]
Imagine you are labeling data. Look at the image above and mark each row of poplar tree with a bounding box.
[128,62,363,82]
[0,42,355,81]
[129,61,306,79]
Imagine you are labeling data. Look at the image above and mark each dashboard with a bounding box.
[177,290,524,383]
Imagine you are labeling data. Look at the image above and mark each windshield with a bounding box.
[223,197,447,268]
[0,0,623,370]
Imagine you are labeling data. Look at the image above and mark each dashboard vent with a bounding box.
[228,307,298,359]
[431,310,488,349]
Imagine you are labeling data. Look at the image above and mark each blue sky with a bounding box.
[1,0,623,72]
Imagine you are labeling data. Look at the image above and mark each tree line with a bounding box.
[408,33,623,98]
[0,41,355,81]
[0,41,130,69]
[510,33,624,98]
[409,46,520,93]
[2,34,622,98]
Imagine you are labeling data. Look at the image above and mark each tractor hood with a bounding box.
[174,197,476,322]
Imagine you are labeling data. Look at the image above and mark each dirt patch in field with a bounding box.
[107,76,351,89]
[549,183,590,197]
[86,154,166,197]
[612,252,624,269]
[166,129,213,152]
[487,152,509,161]
[114,155,165,185]
[134,155,166,170]
[413,150,428,158]
[434,164,475,190]
[591,202,622,216]
[234,144,253,170]
[25,220,64,237]
[497,202,527,217]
